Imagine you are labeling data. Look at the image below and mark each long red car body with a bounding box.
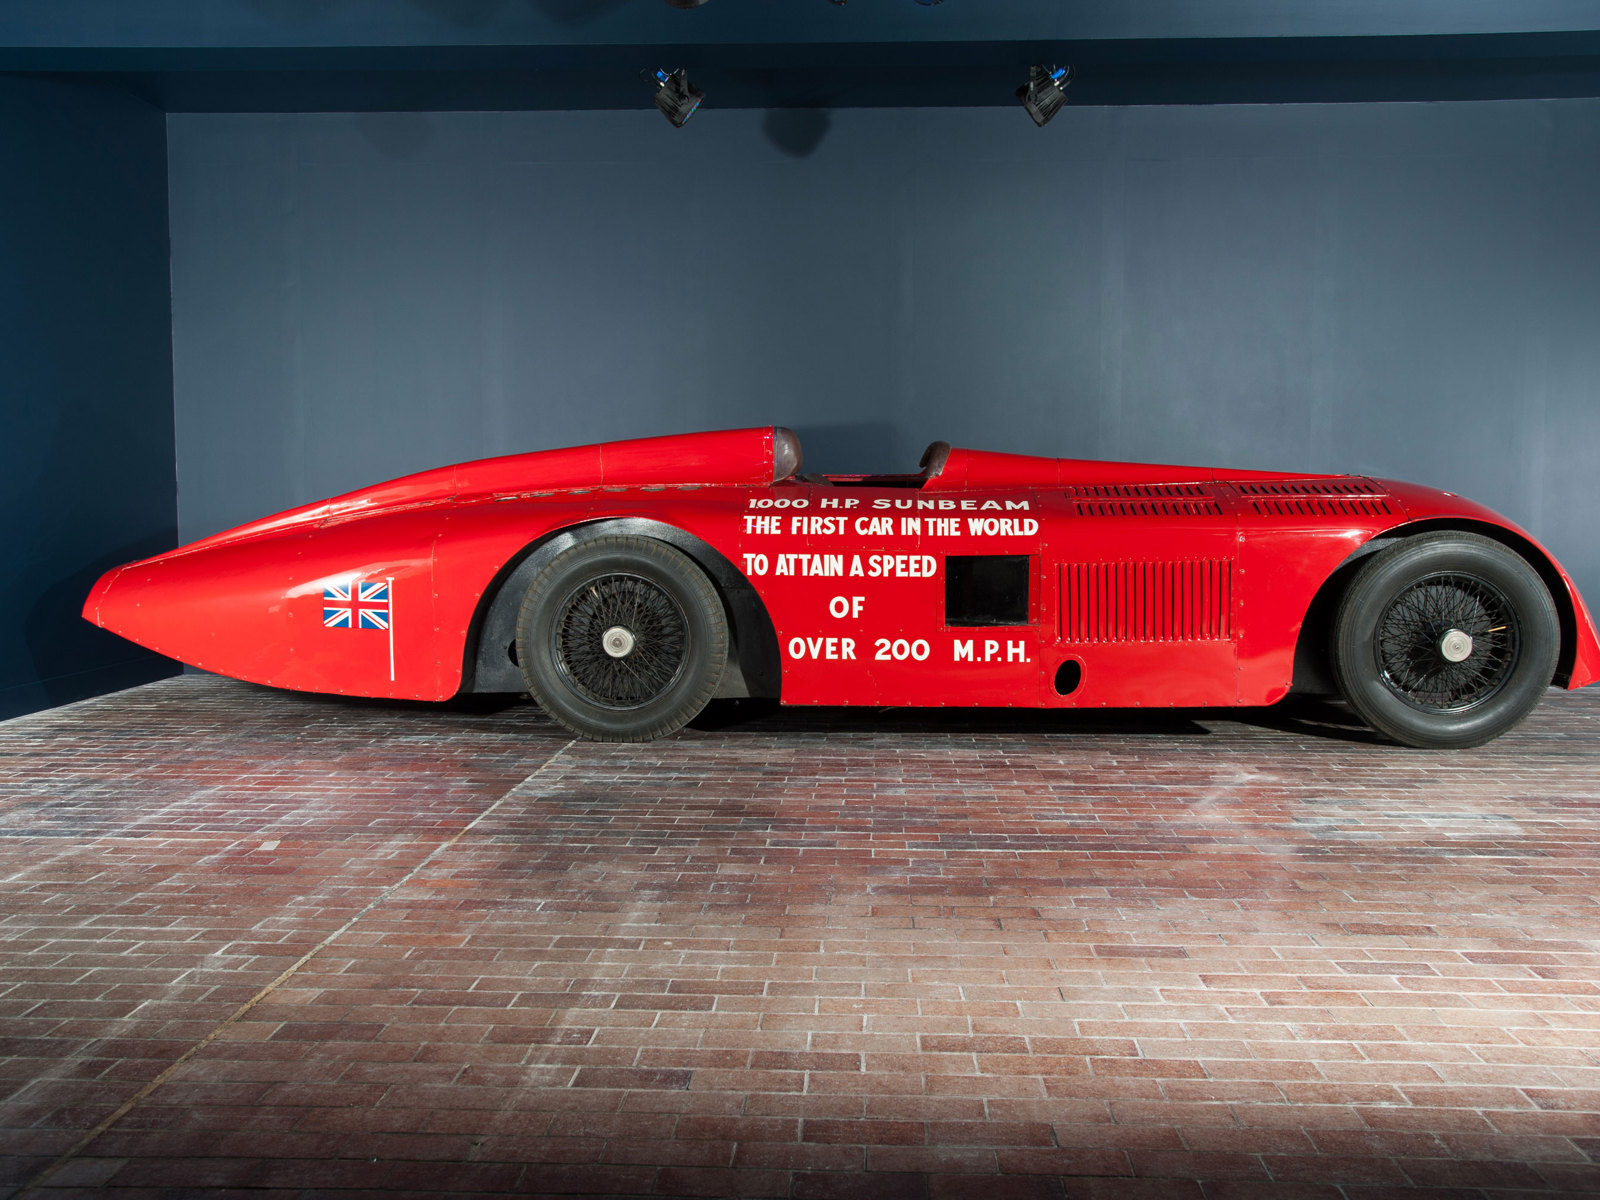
[84,426,1600,711]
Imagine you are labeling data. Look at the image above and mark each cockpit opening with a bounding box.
[794,439,952,489]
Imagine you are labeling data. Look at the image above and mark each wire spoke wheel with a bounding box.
[516,535,728,741]
[1375,572,1519,712]
[1332,532,1559,748]
[553,573,689,709]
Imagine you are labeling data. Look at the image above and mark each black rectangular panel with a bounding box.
[945,555,1030,627]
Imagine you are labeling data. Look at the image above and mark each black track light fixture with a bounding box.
[646,67,704,127]
[664,0,710,8]
[1017,64,1072,127]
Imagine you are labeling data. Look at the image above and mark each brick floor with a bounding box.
[1,676,1597,1198]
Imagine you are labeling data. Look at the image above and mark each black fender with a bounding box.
[460,517,781,700]
[1290,518,1582,695]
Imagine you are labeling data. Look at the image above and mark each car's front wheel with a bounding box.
[1331,532,1559,748]
[516,535,728,742]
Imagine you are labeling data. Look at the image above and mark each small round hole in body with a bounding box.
[1054,660,1082,696]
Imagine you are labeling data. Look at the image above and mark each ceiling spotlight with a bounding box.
[647,67,704,127]
[1017,64,1072,127]
[664,0,709,8]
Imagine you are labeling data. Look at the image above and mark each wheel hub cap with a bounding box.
[602,625,636,658]
[1439,628,1473,663]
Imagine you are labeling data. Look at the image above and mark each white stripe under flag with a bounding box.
[387,576,395,682]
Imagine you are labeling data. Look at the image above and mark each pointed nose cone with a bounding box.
[80,520,436,699]
[83,565,126,632]
[82,544,288,678]
[83,554,193,665]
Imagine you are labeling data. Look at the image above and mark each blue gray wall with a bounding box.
[167,102,1600,605]
[0,77,178,720]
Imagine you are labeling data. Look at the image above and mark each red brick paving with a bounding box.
[1,676,1598,1197]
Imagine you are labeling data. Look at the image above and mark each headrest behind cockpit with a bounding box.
[919,440,952,481]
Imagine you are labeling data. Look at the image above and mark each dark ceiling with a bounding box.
[3,0,1600,111]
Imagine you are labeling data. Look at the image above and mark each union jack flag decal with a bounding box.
[323,580,390,630]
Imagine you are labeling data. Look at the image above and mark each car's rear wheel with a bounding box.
[1331,532,1558,748]
[516,535,728,742]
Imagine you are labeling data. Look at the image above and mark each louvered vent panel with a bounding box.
[1059,559,1233,644]
[1067,483,1223,518]
[1232,477,1396,518]
[1247,495,1397,517]
[1234,478,1382,497]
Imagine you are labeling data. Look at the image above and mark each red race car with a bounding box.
[85,426,1598,747]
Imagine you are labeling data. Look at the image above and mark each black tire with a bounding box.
[1331,532,1558,748]
[515,535,728,742]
